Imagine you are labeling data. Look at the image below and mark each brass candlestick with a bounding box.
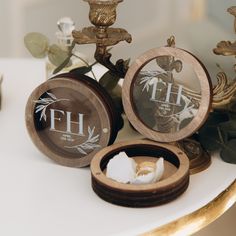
[73,0,132,78]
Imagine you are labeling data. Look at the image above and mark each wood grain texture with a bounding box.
[122,47,212,143]
[25,75,119,167]
[91,139,190,207]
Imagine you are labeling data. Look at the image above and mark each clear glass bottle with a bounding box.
[46,17,88,79]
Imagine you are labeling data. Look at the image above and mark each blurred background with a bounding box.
[0,0,235,235]
[1,0,236,81]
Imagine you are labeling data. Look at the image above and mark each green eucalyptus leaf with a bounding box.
[198,111,229,151]
[53,56,71,74]
[109,93,124,130]
[228,102,236,120]
[103,82,124,130]
[24,32,49,58]
[204,111,229,125]
[111,84,122,97]
[68,41,76,54]
[48,44,72,67]
[219,120,236,143]
[220,139,236,164]
[229,112,236,120]
[198,126,222,151]
[124,58,131,68]
[110,93,123,115]
[70,66,92,75]
[105,84,123,115]
[99,71,120,91]
[116,113,124,131]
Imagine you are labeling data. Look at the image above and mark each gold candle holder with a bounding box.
[85,0,121,38]
[73,0,132,78]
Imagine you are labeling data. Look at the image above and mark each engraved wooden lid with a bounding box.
[122,47,212,142]
[25,74,119,167]
[91,139,190,207]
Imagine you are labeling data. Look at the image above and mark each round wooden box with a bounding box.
[91,140,190,207]
[25,73,121,167]
[122,47,212,142]
[121,46,212,175]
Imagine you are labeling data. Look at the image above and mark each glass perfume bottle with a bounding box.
[46,17,88,79]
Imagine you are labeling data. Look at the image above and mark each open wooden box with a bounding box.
[91,140,189,207]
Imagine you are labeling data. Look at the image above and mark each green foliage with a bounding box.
[24,32,73,73]
[24,32,126,117]
[108,84,123,115]
[48,44,71,67]
[24,32,49,58]
[99,71,120,91]
[220,139,236,164]
[70,66,93,75]
[198,108,236,164]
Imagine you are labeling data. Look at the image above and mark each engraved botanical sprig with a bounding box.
[34,92,69,121]
[139,71,168,92]
[64,126,101,155]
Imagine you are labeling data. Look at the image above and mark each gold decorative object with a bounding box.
[73,0,132,78]
[212,71,236,108]
[142,180,236,236]
[228,6,236,33]
[213,6,236,108]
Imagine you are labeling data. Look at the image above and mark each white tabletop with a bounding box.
[0,59,235,236]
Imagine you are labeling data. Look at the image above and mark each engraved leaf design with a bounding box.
[34,92,69,122]
[171,95,198,131]
[64,126,101,155]
[139,71,167,92]
[41,111,47,122]
[77,147,87,155]
[47,92,57,100]
[35,105,44,113]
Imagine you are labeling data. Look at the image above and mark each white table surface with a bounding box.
[0,59,235,236]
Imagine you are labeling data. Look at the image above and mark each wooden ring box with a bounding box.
[25,73,122,167]
[123,47,212,142]
[91,140,190,207]
[91,46,212,207]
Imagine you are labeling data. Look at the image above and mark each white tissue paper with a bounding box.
[106,152,164,185]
